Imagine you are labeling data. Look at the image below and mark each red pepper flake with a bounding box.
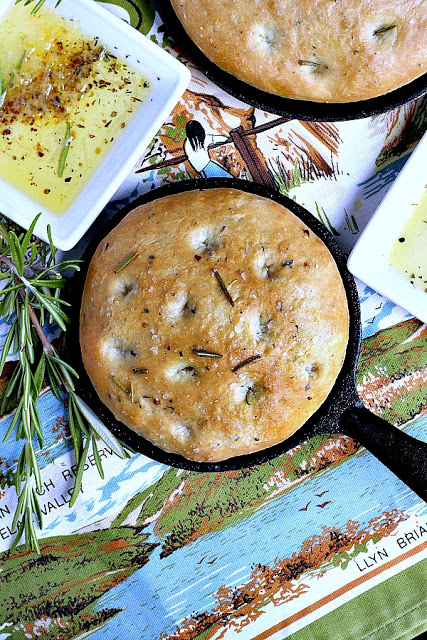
[2,129,11,136]
[194,255,202,262]
[153,397,160,405]
[141,322,148,328]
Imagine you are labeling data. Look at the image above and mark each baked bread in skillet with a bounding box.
[80,188,349,462]
[170,0,427,102]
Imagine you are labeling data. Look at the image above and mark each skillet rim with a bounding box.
[153,0,427,122]
[66,178,362,472]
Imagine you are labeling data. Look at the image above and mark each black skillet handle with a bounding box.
[341,406,427,502]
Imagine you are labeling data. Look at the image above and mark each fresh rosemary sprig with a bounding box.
[0,214,131,552]
[15,0,63,16]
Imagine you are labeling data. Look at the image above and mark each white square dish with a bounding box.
[0,0,190,250]
[347,132,427,323]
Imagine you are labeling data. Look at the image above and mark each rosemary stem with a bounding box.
[0,254,18,274]
[16,282,73,394]
[16,282,54,352]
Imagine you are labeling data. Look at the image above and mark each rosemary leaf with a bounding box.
[29,398,44,448]
[69,436,90,508]
[70,394,90,440]
[58,121,72,178]
[192,348,223,358]
[48,352,79,378]
[299,60,321,68]
[232,354,261,373]
[32,488,43,529]
[33,353,46,397]
[92,435,105,479]
[0,50,27,109]
[47,224,56,263]
[31,0,46,15]
[29,442,42,492]
[114,251,138,274]
[30,287,68,330]
[46,360,62,401]
[8,232,25,276]
[31,278,67,288]
[0,326,14,375]
[2,397,23,443]
[15,0,62,16]
[10,519,26,553]
[112,375,131,395]
[3,363,21,404]
[213,269,235,307]
[74,395,127,458]
[373,24,396,36]
[67,399,82,464]
[21,214,42,261]
[16,50,26,71]
[12,482,26,531]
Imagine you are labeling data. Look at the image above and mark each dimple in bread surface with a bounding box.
[170,0,427,102]
[80,189,349,462]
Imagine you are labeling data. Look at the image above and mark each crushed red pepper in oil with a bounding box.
[0,3,150,214]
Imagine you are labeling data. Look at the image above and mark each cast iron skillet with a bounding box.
[154,0,427,121]
[67,178,427,501]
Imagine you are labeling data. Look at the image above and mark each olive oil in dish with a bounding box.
[389,190,427,292]
[0,2,150,214]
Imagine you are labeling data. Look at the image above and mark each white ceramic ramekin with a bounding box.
[0,0,190,250]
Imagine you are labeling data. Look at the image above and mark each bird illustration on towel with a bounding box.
[316,501,332,509]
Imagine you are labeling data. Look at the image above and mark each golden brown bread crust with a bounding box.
[170,0,427,102]
[80,188,349,462]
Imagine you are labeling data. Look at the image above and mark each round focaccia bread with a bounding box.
[170,0,427,102]
[80,188,349,462]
